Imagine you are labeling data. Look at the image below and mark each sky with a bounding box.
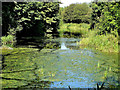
[60,0,93,7]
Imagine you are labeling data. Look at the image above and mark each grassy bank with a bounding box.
[79,30,118,53]
[58,23,90,37]
[58,23,118,53]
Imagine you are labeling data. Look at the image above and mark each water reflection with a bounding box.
[2,38,119,89]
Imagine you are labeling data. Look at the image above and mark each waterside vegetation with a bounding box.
[1,0,120,89]
[58,1,120,53]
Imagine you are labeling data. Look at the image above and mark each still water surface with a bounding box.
[2,38,119,88]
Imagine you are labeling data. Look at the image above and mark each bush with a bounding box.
[1,35,14,47]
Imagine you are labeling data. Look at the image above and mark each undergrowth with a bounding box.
[1,35,15,47]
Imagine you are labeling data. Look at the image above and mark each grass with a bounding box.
[58,22,119,52]
[58,23,90,37]
[79,30,118,53]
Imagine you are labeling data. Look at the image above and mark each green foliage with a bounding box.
[2,2,17,36]
[62,3,92,23]
[80,31,118,52]
[14,2,60,36]
[79,0,120,52]
[1,35,15,47]
[2,2,60,44]
[90,1,120,36]
[58,23,90,37]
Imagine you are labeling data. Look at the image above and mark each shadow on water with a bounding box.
[16,36,46,51]
[1,37,120,89]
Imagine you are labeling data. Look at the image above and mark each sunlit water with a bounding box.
[2,38,119,88]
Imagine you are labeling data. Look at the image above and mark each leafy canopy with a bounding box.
[62,3,92,23]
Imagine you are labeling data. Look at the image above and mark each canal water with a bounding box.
[2,38,119,88]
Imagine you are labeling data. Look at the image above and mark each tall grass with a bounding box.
[79,30,118,52]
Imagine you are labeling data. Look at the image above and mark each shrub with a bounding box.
[1,35,14,47]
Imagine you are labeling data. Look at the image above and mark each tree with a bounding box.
[2,2,60,37]
[2,2,17,36]
[62,3,92,23]
[90,1,120,36]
